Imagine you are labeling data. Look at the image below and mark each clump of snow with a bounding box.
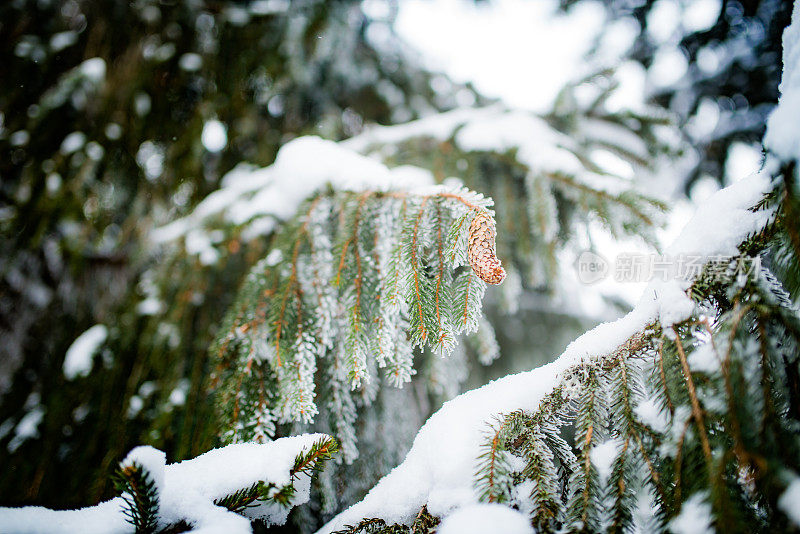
[50,31,78,52]
[7,407,44,454]
[79,58,106,82]
[346,105,646,200]
[438,504,533,534]
[318,353,579,531]
[650,168,773,330]
[778,476,800,528]
[121,446,166,495]
[0,434,328,534]
[682,0,721,33]
[765,1,800,161]
[60,131,87,154]
[201,120,227,153]
[227,136,431,223]
[63,325,107,380]
[9,130,29,147]
[687,343,720,374]
[342,106,503,152]
[0,500,130,534]
[152,136,434,255]
[634,398,669,433]
[590,439,620,484]
[136,298,165,316]
[668,492,714,534]
[179,53,203,72]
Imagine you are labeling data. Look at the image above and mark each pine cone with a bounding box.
[468,212,506,285]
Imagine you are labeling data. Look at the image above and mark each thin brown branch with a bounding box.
[546,171,654,226]
[581,421,594,524]
[411,199,429,340]
[435,204,445,342]
[674,417,691,505]
[461,274,472,326]
[657,339,674,414]
[672,328,713,469]
[274,208,314,366]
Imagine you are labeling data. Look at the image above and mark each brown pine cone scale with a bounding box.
[467,212,506,285]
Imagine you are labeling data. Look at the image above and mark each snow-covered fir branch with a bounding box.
[0,434,337,534]
[211,183,503,450]
[319,6,800,532]
[151,70,679,303]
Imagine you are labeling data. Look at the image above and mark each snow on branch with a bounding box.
[211,181,506,452]
[0,434,337,534]
[340,72,680,294]
[152,72,677,308]
[150,136,435,264]
[317,147,775,534]
[320,10,800,529]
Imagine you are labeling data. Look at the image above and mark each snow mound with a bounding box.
[121,446,166,495]
[438,503,534,534]
[668,492,714,534]
[63,324,107,380]
[765,1,800,161]
[0,434,328,534]
[779,476,800,528]
[151,136,434,252]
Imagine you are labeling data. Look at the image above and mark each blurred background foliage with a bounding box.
[561,0,791,193]
[0,0,789,526]
[0,0,472,508]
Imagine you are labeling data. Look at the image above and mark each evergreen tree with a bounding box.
[0,0,682,524]
[319,6,800,531]
[1,1,796,533]
[0,0,472,510]
[158,67,679,527]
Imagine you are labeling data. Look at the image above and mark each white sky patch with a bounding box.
[201,119,228,152]
[63,324,108,380]
[395,0,605,113]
